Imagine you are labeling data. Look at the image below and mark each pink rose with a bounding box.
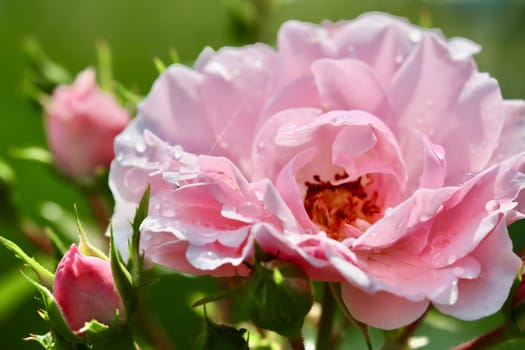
[45,69,130,182]
[109,13,525,328]
[53,244,125,332]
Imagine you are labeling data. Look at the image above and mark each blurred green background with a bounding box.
[1,0,524,349]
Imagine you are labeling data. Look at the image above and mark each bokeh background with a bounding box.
[1,0,524,349]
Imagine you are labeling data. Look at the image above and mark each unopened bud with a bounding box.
[245,260,313,336]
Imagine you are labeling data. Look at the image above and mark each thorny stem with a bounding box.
[288,333,305,350]
[316,283,337,350]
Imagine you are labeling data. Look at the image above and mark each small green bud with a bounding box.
[195,317,249,350]
[245,260,313,337]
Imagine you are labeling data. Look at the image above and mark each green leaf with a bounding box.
[0,235,55,288]
[109,226,134,317]
[153,57,167,74]
[128,184,150,285]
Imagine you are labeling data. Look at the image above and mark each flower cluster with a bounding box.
[109,12,525,329]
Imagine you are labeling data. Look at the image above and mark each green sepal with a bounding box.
[81,318,135,348]
[128,184,150,285]
[44,227,68,256]
[192,285,243,308]
[153,57,167,74]
[23,273,81,344]
[74,205,107,260]
[9,146,52,165]
[0,235,55,288]
[22,37,72,93]
[109,226,135,318]
[26,331,81,350]
[96,41,114,94]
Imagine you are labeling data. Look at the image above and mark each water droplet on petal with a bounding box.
[409,30,422,43]
[395,54,404,64]
[169,145,183,160]
[135,142,147,154]
[485,200,500,212]
[447,255,457,264]
[431,236,450,250]
[238,201,262,218]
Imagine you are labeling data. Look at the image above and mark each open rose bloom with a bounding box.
[110,13,525,329]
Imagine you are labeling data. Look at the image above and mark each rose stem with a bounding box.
[316,283,337,350]
[288,333,305,350]
[381,308,429,350]
[86,191,111,233]
[452,326,510,350]
[135,295,178,350]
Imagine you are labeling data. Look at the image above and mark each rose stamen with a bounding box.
[304,173,380,241]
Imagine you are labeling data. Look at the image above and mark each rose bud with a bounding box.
[45,68,130,183]
[245,260,313,337]
[53,244,125,332]
[195,317,249,350]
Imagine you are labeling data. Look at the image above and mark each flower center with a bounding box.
[303,173,380,241]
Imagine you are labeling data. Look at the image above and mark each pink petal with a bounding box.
[341,283,429,329]
[489,100,525,165]
[434,220,521,320]
[311,58,388,115]
[418,132,447,188]
[138,65,214,155]
[389,35,504,187]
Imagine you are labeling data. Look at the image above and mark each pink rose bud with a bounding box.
[45,68,130,183]
[53,244,125,332]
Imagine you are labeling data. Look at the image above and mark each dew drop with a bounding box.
[485,200,500,212]
[447,255,457,265]
[431,236,450,250]
[135,142,147,154]
[409,30,422,43]
[395,54,404,64]
[169,145,183,160]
